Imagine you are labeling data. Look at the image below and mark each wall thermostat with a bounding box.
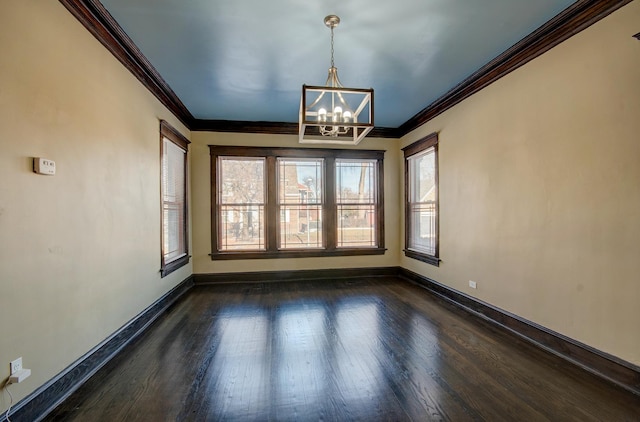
[33,157,56,175]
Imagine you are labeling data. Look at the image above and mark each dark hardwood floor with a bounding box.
[45,277,640,421]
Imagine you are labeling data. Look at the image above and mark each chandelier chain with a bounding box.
[330,26,335,68]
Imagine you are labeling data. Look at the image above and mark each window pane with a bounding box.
[409,203,436,255]
[336,159,377,248]
[279,205,323,249]
[219,158,265,204]
[162,137,186,262]
[409,149,435,203]
[163,204,183,260]
[278,159,323,204]
[218,157,265,251]
[336,160,376,204]
[278,158,323,249]
[219,205,265,250]
[337,205,376,247]
[408,146,437,256]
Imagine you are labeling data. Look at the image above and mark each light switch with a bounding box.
[33,157,56,175]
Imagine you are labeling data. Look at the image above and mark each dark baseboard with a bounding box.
[2,276,194,422]
[398,268,640,396]
[193,266,401,284]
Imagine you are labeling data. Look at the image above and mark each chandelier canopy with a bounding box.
[299,15,374,145]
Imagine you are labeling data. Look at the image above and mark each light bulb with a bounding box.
[318,108,327,122]
[343,111,352,123]
[333,106,342,122]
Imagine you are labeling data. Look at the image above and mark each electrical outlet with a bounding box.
[10,357,23,374]
[33,157,56,175]
[8,357,31,384]
[469,280,477,289]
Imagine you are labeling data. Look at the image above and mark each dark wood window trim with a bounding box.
[160,120,191,277]
[209,146,385,260]
[403,133,440,266]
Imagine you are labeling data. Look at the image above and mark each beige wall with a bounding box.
[190,132,401,274]
[0,0,191,412]
[400,1,640,365]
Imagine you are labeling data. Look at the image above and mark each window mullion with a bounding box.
[433,144,440,258]
[376,158,385,250]
[266,155,278,252]
[325,156,336,250]
[210,152,219,254]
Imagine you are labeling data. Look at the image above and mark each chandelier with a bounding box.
[299,15,374,145]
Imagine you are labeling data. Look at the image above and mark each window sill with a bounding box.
[160,254,190,277]
[210,248,387,260]
[404,249,440,267]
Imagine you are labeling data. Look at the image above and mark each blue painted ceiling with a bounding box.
[100,0,576,128]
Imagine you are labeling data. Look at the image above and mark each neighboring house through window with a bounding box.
[403,133,439,266]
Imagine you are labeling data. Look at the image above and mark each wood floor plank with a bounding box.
[44,278,640,421]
